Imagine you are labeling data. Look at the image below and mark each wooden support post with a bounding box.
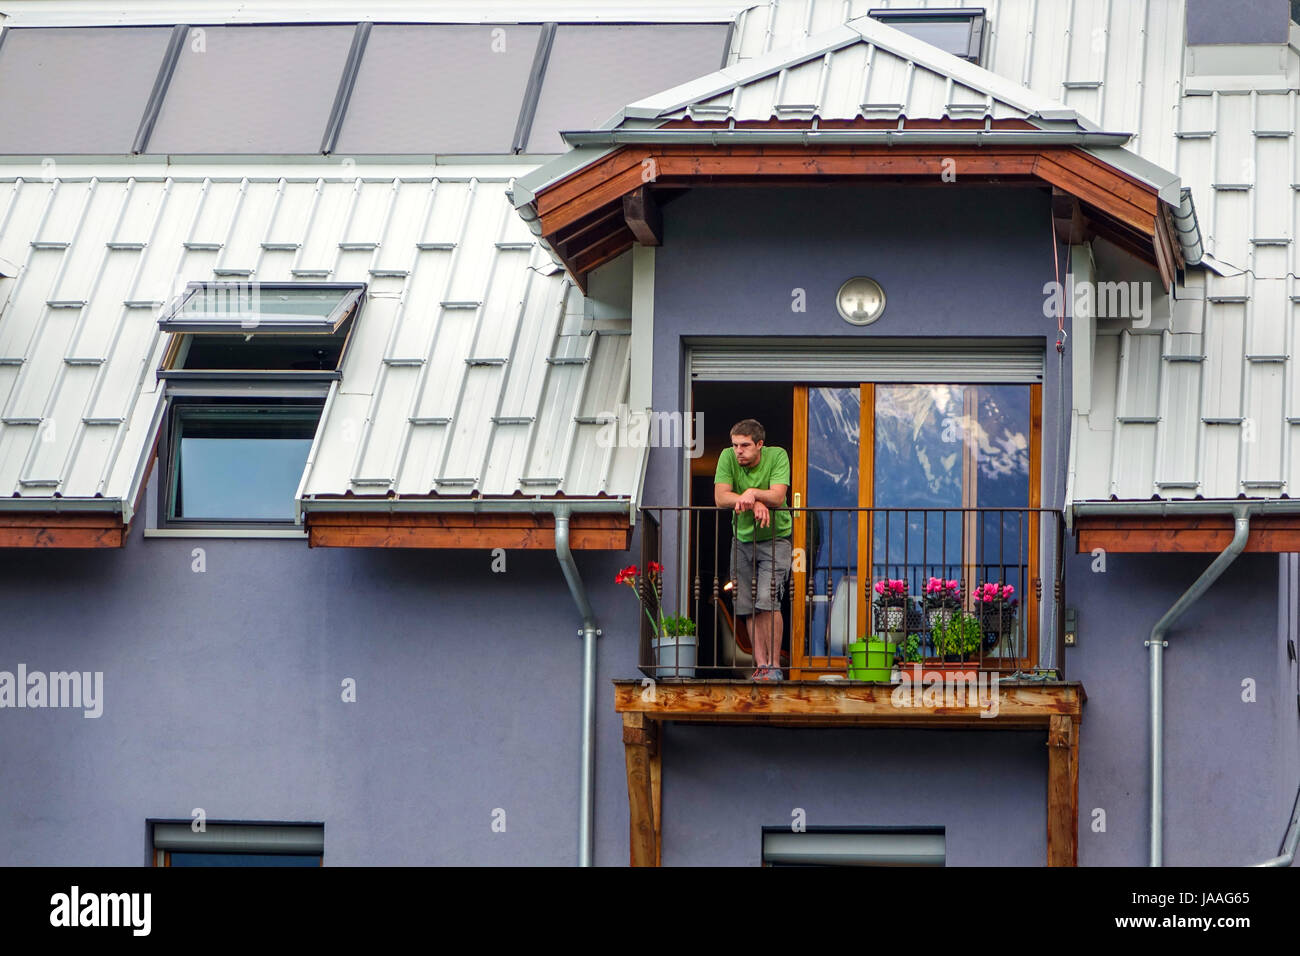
[622,712,661,866]
[1047,713,1080,866]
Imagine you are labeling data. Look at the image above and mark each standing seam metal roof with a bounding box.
[4,0,1300,509]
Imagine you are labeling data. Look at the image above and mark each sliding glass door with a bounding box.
[791,383,1039,676]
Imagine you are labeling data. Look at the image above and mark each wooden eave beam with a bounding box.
[622,186,662,246]
[0,512,126,548]
[570,225,637,276]
[551,204,625,259]
[1075,513,1300,553]
[1052,188,1090,245]
[306,510,632,550]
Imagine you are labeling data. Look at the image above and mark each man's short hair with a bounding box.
[730,419,765,444]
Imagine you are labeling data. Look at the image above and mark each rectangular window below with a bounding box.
[151,821,324,867]
[165,404,320,525]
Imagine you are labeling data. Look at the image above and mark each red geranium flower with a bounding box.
[614,565,639,585]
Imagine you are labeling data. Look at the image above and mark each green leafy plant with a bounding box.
[899,633,923,664]
[659,614,696,638]
[932,612,982,660]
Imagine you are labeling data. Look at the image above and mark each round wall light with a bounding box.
[836,276,886,326]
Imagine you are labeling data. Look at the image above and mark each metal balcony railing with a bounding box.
[631,506,1067,681]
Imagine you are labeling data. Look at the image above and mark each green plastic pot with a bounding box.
[848,639,896,681]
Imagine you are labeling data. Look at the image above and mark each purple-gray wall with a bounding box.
[0,517,642,866]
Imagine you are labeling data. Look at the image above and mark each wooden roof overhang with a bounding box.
[305,507,633,550]
[532,119,1183,293]
[1075,512,1300,553]
[614,678,1086,866]
[0,512,126,548]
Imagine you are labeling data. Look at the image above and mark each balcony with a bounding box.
[630,505,1068,681]
[614,505,1084,866]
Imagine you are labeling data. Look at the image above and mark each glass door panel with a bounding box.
[871,384,1033,661]
[796,387,860,661]
[872,385,966,597]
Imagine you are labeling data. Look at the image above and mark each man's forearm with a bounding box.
[715,489,745,508]
[751,487,788,507]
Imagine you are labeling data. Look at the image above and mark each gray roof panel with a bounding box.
[0,26,173,154]
[525,22,731,153]
[334,24,543,155]
[146,25,355,154]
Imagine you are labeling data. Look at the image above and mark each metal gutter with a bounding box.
[1144,503,1252,866]
[559,129,1134,148]
[1171,186,1205,266]
[0,497,125,512]
[1254,782,1300,866]
[1073,499,1300,518]
[554,504,601,868]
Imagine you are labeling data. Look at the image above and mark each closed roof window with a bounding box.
[868,8,987,64]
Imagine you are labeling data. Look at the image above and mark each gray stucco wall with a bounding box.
[0,517,641,866]
[1066,549,1298,865]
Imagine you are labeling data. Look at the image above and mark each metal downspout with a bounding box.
[1148,505,1251,866]
[1254,783,1300,866]
[554,505,600,867]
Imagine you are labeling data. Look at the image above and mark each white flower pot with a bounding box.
[652,635,698,678]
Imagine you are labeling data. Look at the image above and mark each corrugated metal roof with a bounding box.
[0,167,641,517]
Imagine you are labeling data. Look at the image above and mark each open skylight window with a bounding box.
[868,8,987,64]
[159,282,363,334]
[158,283,364,381]
[153,281,366,528]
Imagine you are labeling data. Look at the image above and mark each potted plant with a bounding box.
[848,632,897,681]
[871,578,908,642]
[898,633,923,665]
[616,562,697,677]
[974,581,1019,651]
[923,576,962,632]
[931,611,982,665]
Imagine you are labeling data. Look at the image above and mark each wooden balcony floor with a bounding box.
[614,678,1085,730]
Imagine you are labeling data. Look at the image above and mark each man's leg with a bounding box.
[768,609,784,674]
[751,610,772,669]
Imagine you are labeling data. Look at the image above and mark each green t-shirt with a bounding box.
[714,445,793,543]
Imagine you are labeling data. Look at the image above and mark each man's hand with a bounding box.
[752,500,771,528]
[733,488,758,513]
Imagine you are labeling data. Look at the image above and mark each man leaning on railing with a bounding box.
[713,418,792,682]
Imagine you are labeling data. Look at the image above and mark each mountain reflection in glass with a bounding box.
[872,384,1030,608]
[805,387,859,657]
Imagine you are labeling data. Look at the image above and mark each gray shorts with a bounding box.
[731,536,792,616]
